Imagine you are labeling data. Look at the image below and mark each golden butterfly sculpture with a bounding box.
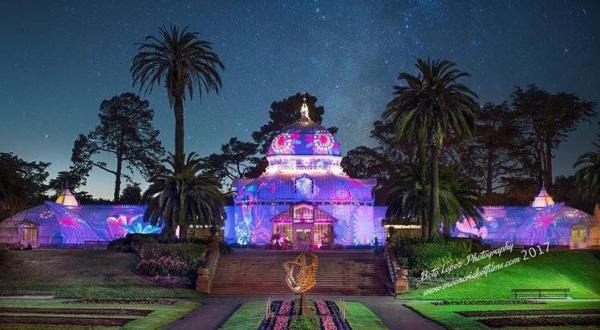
[282,252,319,315]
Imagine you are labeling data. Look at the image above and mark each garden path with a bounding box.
[167,296,443,330]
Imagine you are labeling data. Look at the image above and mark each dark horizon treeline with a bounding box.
[1,63,599,220]
[343,84,597,211]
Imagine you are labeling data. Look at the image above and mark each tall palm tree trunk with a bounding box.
[417,139,428,240]
[178,185,186,240]
[174,97,185,172]
[429,144,441,239]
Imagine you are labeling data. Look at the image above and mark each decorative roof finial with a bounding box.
[300,94,311,121]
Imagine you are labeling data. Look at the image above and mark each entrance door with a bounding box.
[293,223,312,250]
[20,224,38,248]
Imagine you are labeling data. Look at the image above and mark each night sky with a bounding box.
[1,1,599,199]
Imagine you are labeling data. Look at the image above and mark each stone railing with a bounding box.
[196,242,220,293]
[384,245,409,294]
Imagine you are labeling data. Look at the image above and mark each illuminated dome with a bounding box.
[267,101,340,157]
[531,185,555,208]
[55,187,79,207]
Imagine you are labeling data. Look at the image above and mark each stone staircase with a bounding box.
[210,249,391,295]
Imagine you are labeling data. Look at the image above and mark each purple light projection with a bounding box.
[225,103,385,247]
[452,203,596,247]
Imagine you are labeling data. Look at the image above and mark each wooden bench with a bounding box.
[511,288,570,299]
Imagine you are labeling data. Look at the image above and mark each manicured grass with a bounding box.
[219,301,264,330]
[400,250,600,301]
[0,249,202,299]
[341,302,387,330]
[405,301,600,330]
[0,299,199,330]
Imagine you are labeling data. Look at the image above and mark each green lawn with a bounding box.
[405,300,600,330]
[341,302,387,330]
[0,249,202,299]
[0,299,198,330]
[219,301,264,330]
[400,250,600,301]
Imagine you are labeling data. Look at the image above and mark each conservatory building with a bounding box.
[453,186,600,248]
[223,101,386,248]
[0,188,157,247]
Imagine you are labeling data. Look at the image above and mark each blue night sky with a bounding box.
[0,1,599,199]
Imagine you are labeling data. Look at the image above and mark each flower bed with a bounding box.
[0,315,135,327]
[459,309,600,317]
[258,300,295,330]
[65,298,177,305]
[0,307,152,316]
[479,315,600,327]
[432,299,545,305]
[314,300,351,330]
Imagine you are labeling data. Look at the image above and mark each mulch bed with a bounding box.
[66,298,177,305]
[479,315,600,328]
[459,309,600,317]
[0,315,135,326]
[432,300,545,306]
[0,307,152,316]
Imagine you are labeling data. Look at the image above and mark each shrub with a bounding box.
[107,233,159,253]
[0,243,6,252]
[394,237,475,275]
[135,242,207,277]
[135,256,189,276]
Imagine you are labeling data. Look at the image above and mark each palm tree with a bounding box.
[384,59,478,238]
[385,165,429,238]
[386,165,481,239]
[144,153,225,240]
[131,25,224,172]
[574,144,600,203]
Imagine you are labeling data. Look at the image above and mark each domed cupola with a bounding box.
[267,100,340,157]
[265,98,344,175]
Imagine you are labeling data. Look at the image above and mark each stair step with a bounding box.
[210,251,391,296]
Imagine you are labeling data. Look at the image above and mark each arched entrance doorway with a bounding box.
[272,203,335,249]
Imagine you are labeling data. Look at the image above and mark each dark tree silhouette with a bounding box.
[574,144,600,204]
[0,153,49,217]
[458,103,519,197]
[384,59,478,238]
[120,184,142,204]
[47,167,88,196]
[71,93,165,202]
[511,85,596,187]
[144,153,225,240]
[201,137,259,196]
[386,165,481,238]
[252,93,337,154]
[131,25,224,172]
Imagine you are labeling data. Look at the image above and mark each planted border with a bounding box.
[459,308,600,317]
[0,315,135,326]
[479,315,600,327]
[0,307,152,316]
[314,300,351,330]
[258,300,295,330]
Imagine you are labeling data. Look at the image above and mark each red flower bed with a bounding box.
[258,300,294,330]
[273,316,289,330]
[314,300,350,330]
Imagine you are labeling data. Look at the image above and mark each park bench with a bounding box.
[511,288,570,299]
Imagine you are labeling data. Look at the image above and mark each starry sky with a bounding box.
[0,0,599,199]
